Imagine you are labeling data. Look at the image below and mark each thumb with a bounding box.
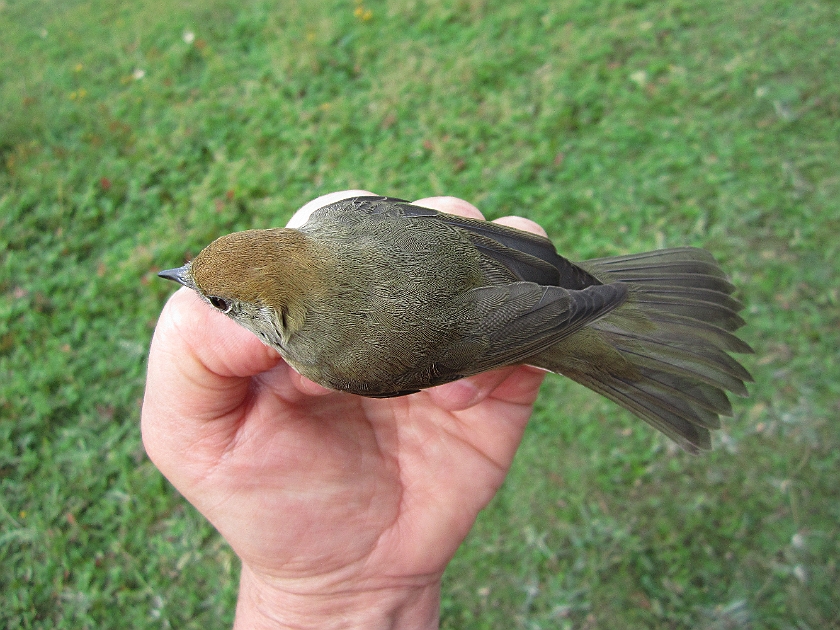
[141,288,282,473]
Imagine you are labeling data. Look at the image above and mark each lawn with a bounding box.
[2,0,839,627]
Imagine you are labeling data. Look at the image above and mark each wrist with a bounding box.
[233,564,441,630]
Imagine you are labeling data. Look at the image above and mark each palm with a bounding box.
[142,193,550,613]
[142,290,544,592]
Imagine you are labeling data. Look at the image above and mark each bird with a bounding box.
[159,195,752,453]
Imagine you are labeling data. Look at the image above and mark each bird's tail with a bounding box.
[532,247,752,453]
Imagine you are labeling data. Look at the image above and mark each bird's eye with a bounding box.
[208,296,232,313]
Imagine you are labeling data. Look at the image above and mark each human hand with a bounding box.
[141,191,548,629]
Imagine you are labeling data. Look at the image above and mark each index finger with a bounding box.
[412,196,485,220]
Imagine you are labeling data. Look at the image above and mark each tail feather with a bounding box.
[630,294,746,329]
[635,286,744,312]
[610,272,736,294]
[640,311,753,354]
[535,247,752,453]
[622,372,723,429]
[634,369,732,418]
[597,311,752,356]
[609,331,752,384]
[609,341,750,397]
[566,369,714,452]
[584,246,721,268]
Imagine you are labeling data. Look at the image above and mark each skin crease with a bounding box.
[141,191,549,629]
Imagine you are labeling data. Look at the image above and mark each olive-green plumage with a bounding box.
[159,196,752,453]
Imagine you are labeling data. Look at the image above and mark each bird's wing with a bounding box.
[311,196,602,290]
[441,281,628,374]
[394,199,601,290]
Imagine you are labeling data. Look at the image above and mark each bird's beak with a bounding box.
[158,264,192,287]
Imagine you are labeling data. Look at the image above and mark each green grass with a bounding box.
[2,0,839,627]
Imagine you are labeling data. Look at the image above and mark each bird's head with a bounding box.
[158,229,320,347]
